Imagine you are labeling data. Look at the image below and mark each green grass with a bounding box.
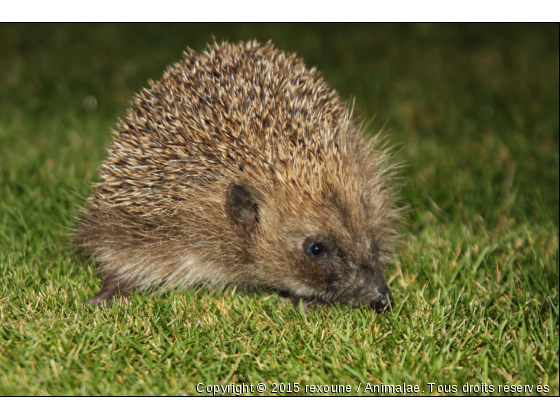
[0,23,558,395]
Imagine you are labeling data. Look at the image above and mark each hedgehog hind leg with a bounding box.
[86,277,132,305]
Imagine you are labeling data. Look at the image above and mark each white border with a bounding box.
[2,1,560,22]
[2,397,559,420]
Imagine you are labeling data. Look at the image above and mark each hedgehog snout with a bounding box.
[361,266,393,313]
[369,285,393,313]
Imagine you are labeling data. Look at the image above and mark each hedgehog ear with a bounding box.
[226,183,259,232]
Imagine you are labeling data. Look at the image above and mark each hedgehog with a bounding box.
[76,40,400,313]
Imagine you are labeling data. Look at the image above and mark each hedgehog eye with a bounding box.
[307,242,326,257]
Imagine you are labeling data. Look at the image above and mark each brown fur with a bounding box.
[75,41,401,311]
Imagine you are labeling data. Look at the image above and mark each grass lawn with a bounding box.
[0,23,558,396]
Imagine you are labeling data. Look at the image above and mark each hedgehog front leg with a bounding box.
[86,277,131,305]
[287,295,328,312]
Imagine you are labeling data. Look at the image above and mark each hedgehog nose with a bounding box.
[369,287,393,314]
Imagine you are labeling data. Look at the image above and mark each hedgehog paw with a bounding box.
[86,282,130,305]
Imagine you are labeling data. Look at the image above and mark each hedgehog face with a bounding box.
[226,181,393,312]
[288,229,393,313]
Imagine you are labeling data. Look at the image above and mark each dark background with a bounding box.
[1,23,558,227]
